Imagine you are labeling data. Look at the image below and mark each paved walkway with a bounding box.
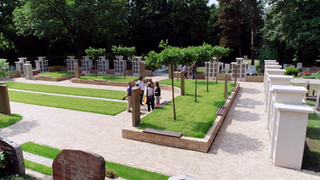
[1,76,320,179]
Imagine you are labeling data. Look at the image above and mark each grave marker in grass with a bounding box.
[53,149,105,180]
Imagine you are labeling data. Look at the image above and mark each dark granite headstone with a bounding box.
[53,149,105,180]
[0,135,25,174]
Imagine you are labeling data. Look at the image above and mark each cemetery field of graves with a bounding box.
[138,79,236,138]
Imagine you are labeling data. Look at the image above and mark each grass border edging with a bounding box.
[34,73,84,81]
[122,83,240,153]
[71,78,151,87]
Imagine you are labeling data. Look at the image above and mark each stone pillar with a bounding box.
[272,103,313,169]
[132,87,140,127]
[139,62,146,79]
[264,69,286,96]
[180,71,185,95]
[224,73,228,99]
[74,63,79,78]
[234,65,237,84]
[0,84,11,115]
[24,63,33,80]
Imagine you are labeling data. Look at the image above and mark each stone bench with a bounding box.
[143,128,182,138]
[216,106,226,116]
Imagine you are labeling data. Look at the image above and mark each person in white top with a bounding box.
[145,83,154,112]
[138,76,145,105]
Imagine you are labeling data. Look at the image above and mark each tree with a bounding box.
[212,46,230,83]
[0,59,9,79]
[13,0,128,62]
[112,45,136,79]
[145,40,185,120]
[85,47,106,77]
[195,43,214,92]
[261,0,320,65]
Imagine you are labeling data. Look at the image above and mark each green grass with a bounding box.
[4,82,125,100]
[197,67,205,73]
[8,91,126,116]
[0,113,23,128]
[303,113,320,172]
[38,71,74,78]
[24,160,53,175]
[80,75,139,82]
[21,142,169,180]
[138,79,236,138]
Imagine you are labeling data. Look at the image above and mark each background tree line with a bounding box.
[0,0,319,66]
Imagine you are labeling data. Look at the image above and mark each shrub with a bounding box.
[0,147,8,176]
[106,169,116,178]
[285,67,299,76]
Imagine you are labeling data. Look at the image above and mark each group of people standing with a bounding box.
[178,64,197,79]
[126,77,161,113]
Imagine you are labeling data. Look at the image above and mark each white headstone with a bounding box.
[247,65,256,74]
[297,63,302,69]
[290,65,295,68]
[225,64,230,72]
[316,90,320,112]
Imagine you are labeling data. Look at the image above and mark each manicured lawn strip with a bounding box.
[139,79,236,138]
[8,91,126,116]
[303,113,320,172]
[38,71,74,77]
[106,161,169,180]
[21,142,61,159]
[0,113,23,128]
[24,160,53,175]
[4,82,125,100]
[80,75,139,82]
[21,142,169,180]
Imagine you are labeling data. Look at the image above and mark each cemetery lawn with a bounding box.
[5,82,125,100]
[21,142,170,180]
[302,113,320,172]
[139,79,236,138]
[8,91,126,115]
[38,71,74,77]
[80,75,139,82]
[0,113,23,128]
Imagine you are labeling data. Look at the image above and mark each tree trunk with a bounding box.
[206,60,209,92]
[95,58,97,77]
[216,57,219,84]
[195,64,197,102]
[75,41,83,65]
[171,64,176,120]
[251,5,255,66]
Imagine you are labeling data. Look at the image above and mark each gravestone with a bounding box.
[247,65,256,74]
[297,63,303,69]
[53,149,105,180]
[0,135,25,174]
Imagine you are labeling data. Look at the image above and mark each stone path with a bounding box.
[1,76,320,179]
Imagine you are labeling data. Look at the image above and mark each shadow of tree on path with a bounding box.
[0,119,38,138]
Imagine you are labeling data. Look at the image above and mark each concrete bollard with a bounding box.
[74,63,79,78]
[0,83,11,115]
[234,65,238,84]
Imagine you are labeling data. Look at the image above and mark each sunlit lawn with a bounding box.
[38,71,74,77]
[0,113,23,128]
[138,79,236,138]
[80,75,139,82]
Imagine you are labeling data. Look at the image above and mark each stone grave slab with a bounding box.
[0,135,25,174]
[53,149,105,180]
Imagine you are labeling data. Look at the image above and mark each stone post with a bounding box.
[234,65,238,84]
[224,73,228,99]
[74,63,79,78]
[24,63,33,80]
[132,87,140,127]
[180,71,185,95]
[0,83,11,115]
[139,62,146,79]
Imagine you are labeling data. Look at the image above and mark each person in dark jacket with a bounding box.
[154,81,161,106]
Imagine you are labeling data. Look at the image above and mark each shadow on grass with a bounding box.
[306,127,320,140]
[0,120,38,137]
[302,142,320,172]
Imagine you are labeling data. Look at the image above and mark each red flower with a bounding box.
[0,147,2,149]
[3,164,6,166]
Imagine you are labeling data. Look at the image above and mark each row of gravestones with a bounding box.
[0,135,106,179]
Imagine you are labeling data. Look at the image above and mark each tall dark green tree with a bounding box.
[13,0,128,61]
